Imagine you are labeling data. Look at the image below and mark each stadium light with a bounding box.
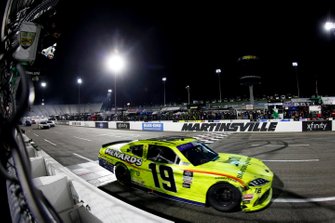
[324,21,335,32]
[40,81,47,105]
[106,53,126,73]
[292,62,300,98]
[185,85,190,105]
[105,50,126,118]
[162,77,167,106]
[216,68,222,102]
[77,77,82,113]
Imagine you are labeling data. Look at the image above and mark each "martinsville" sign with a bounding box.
[181,122,278,132]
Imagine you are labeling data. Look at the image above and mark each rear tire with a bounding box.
[115,163,131,186]
[207,182,241,212]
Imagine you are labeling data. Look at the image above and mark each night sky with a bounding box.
[34,1,335,106]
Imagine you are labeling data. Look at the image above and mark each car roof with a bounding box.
[139,136,197,146]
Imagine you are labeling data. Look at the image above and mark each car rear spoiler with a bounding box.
[102,140,132,148]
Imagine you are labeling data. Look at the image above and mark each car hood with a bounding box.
[194,153,273,185]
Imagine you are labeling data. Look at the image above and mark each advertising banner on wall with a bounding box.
[302,121,331,131]
[116,122,130,130]
[57,121,69,125]
[142,122,164,131]
[95,122,108,128]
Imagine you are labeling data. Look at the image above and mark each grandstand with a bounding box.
[26,103,103,117]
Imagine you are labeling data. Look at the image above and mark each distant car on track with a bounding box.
[25,120,32,126]
[98,136,273,212]
[47,120,55,127]
[38,121,50,129]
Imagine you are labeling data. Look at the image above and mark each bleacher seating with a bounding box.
[26,103,103,117]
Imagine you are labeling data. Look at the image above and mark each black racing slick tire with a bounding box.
[207,182,241,212]
[115,163,131,186]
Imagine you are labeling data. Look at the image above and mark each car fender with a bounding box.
[206,180,244,204]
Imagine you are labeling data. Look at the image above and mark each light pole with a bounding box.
[162,77,167,106]
[216,68,222,102]
[185,85,190,105]
[41,81,46,105]
[292,62,300,98]
[323,21,335,95]
[107,89,112,111]
[105,51,126,118]
[77,77,82,113]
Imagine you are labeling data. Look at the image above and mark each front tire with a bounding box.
[115,163,131,186]
[207,182,241,212]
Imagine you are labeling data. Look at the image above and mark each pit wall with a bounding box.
[25,135,172,223]
[65,120,335,132]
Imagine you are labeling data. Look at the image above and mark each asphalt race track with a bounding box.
[23,125,335,223]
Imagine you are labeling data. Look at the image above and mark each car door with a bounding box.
[141,144,183,196]
[124,144,145,184]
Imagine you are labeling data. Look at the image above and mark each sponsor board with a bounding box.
[95,122,108,129]
[302,121,331,131]
[142,123,164,131]
[72,121,82,126]
[56,121,69,125]
[181,122,278,132]
[116,122,130,130]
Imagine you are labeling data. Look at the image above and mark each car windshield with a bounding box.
[177,142,219,166]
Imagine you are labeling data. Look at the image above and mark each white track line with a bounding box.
[73,136,92,142]
[73,153,94,162]
[273,196,335,203]
[33,133,39,137]
[263,159,319,162]
[251,144,310,147]
[290,144,310,147]
[44,139,56,146]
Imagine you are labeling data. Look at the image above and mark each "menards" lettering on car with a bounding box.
[105,149,142,166]
[181,122,278,132]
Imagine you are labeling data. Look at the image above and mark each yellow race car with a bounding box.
[98,136,273,212]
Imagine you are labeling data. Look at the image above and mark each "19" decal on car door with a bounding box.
[149,163,177,192]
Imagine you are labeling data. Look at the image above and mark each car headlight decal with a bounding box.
[248,178,269,186]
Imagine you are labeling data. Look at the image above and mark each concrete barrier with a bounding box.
[66,120,335,133]
[27,137,172,223]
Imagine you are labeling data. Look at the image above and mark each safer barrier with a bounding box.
[66,120,335,132]
[65,120,329,132]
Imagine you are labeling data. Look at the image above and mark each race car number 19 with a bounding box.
[149,163,177,193]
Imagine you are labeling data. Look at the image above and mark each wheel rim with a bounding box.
[214,187,234,206]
